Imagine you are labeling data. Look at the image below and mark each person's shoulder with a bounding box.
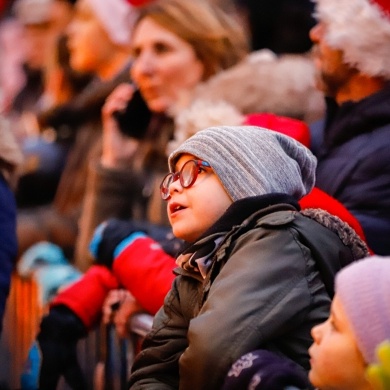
[309,118,325,156]
[371,122,390,137]
[343,122,390,157]
[254,209,297,228]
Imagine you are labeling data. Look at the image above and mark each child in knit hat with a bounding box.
[223,255,390,390]
[309,255,390,390]
[129,125,368,390]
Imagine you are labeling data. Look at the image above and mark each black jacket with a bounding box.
[311,84,390,255]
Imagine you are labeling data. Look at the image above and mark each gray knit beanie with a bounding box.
[336,256,390,364]
[168,126,316,201]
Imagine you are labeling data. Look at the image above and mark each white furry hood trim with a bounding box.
[169,50,325,155]
[186,50,324,124]
[314,0,390,79]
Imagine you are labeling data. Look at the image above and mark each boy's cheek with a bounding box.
[308,347,322,385]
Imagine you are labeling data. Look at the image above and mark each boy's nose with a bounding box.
[311,323,323,344]
[169,177,183,197]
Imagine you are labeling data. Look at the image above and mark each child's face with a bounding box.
[308,294,371,390]
[166,154,232,242]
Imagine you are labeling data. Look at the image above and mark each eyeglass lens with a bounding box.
[160,160,209,200]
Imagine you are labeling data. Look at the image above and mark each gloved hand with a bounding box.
[366,341,390,390]
[89,218,183,269]
[222,349,311,390]
[21,305,87,390]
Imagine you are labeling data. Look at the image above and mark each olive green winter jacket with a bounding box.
[129,195,368,390]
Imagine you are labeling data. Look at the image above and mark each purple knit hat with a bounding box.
[336,256,390,364]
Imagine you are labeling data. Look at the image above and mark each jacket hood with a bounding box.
[301,208,370,261]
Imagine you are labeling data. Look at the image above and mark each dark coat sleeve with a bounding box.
[0,175,17,335]
[129,276,196,390]
[315,126,390,255]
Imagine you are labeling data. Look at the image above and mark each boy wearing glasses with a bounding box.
[128,125,368,389]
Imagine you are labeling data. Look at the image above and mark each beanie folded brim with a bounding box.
[169,126,316,201]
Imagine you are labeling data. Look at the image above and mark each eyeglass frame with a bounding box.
[160,159,211,200]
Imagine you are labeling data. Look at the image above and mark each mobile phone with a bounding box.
[112,88,152,139]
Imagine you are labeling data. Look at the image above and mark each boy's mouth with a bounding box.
[169,202,186,214]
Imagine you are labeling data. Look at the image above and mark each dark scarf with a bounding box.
[176,193,299,277]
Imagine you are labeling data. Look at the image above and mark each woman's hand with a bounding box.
[103,289,144,339]
[101,83,140,169]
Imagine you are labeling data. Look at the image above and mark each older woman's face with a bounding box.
[130,17,205,114]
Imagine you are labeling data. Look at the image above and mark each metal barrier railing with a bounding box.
[0,273,100,389]
[0,272,154,389]
[103,313,154,390]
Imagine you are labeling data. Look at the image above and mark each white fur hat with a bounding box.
[314,0,390,79]
[86,0,138,46]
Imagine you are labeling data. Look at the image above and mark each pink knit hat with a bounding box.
[86,0,138,46]
[336,256,390,364]
[313,0,390,79]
